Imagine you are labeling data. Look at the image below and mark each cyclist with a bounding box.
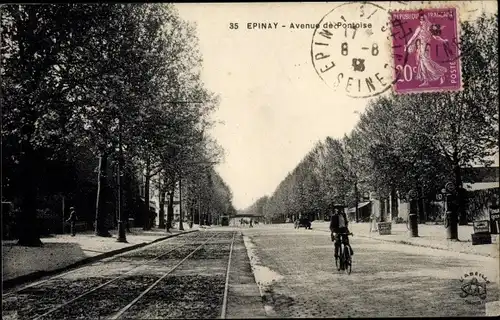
[330,207,354,261]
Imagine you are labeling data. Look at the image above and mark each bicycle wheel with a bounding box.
[344,249,352,275]
[340,246,346,271]
[336,246,343,271]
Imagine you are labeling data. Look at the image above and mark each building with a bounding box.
[347,201,372,222]
[136,168,187,228]
[151,180,188,227]
[462,166,499,220]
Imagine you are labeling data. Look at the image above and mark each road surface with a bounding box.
[241,224,499,317]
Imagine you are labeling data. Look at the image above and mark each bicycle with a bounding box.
[333,232,353,275]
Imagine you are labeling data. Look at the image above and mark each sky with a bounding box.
[175,1,498,210]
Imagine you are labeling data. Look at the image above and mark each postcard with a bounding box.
[2,2,498,318]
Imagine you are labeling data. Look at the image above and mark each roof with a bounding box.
[464,182,499,191]
[347,201,371,213]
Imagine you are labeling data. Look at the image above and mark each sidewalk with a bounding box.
[2,227,198,289]
[312,221,499,258]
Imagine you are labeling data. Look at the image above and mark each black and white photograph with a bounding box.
[1,1,499,318]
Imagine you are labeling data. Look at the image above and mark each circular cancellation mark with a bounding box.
[311,2,396,99]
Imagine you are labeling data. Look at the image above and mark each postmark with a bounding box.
[390,7,462,94]
[459,271,490,305]
[311,2,395,99]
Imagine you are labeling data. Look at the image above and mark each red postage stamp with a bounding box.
[390,7,462,94]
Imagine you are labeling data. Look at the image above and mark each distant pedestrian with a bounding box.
[369,212,378,233]
[66,207,78,236]
[249,219,253,228]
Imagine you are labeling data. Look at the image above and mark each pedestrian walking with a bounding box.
[249,219,253,228]
[369,212,378,233]
[66,207,78,236]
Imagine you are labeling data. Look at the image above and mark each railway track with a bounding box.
[220,231,236,319]
[2,231,205,299]
[3,230,239,320]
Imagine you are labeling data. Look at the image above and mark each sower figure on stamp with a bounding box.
[330,207,354,261]
[404,12,449,87]
[66,207,78,236]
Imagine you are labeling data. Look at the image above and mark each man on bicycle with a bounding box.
[330,207,354,260]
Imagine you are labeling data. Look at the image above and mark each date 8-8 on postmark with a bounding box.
[390,7,462,94]
[311,2,395,99]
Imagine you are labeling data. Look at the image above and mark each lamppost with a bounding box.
[116,118,127,243]
[408,189,419,237]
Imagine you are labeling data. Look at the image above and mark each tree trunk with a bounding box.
[380,197,385,222]
[61,195,66,234]
[454,164,468,225]
[354,181,359,222]
[386,197,391,221]
[199,198,203,226]
[179,178,184,231]
[158,190,166,229]
[17,144,43,246]
[189,205,194,228]
[123,165,132,232]
[143,155,151,230]
[418,192,425,223]
[95,152,112,237]
[15,9,43,246]
[390,187,399,218]
[207,203,211,225]
[421,185,428,223]
[166,191,174,232]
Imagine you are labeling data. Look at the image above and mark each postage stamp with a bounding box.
[390,7,462,94]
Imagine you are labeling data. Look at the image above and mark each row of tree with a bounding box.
[246,13,498,228]
[1,4,235,246]
[182,165,236,228]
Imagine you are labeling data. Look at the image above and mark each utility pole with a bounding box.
[61,195,65,234]
[198,196,202,226]
[158,177,161,228]
[179,177,184,230]
[117,119,127,243]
